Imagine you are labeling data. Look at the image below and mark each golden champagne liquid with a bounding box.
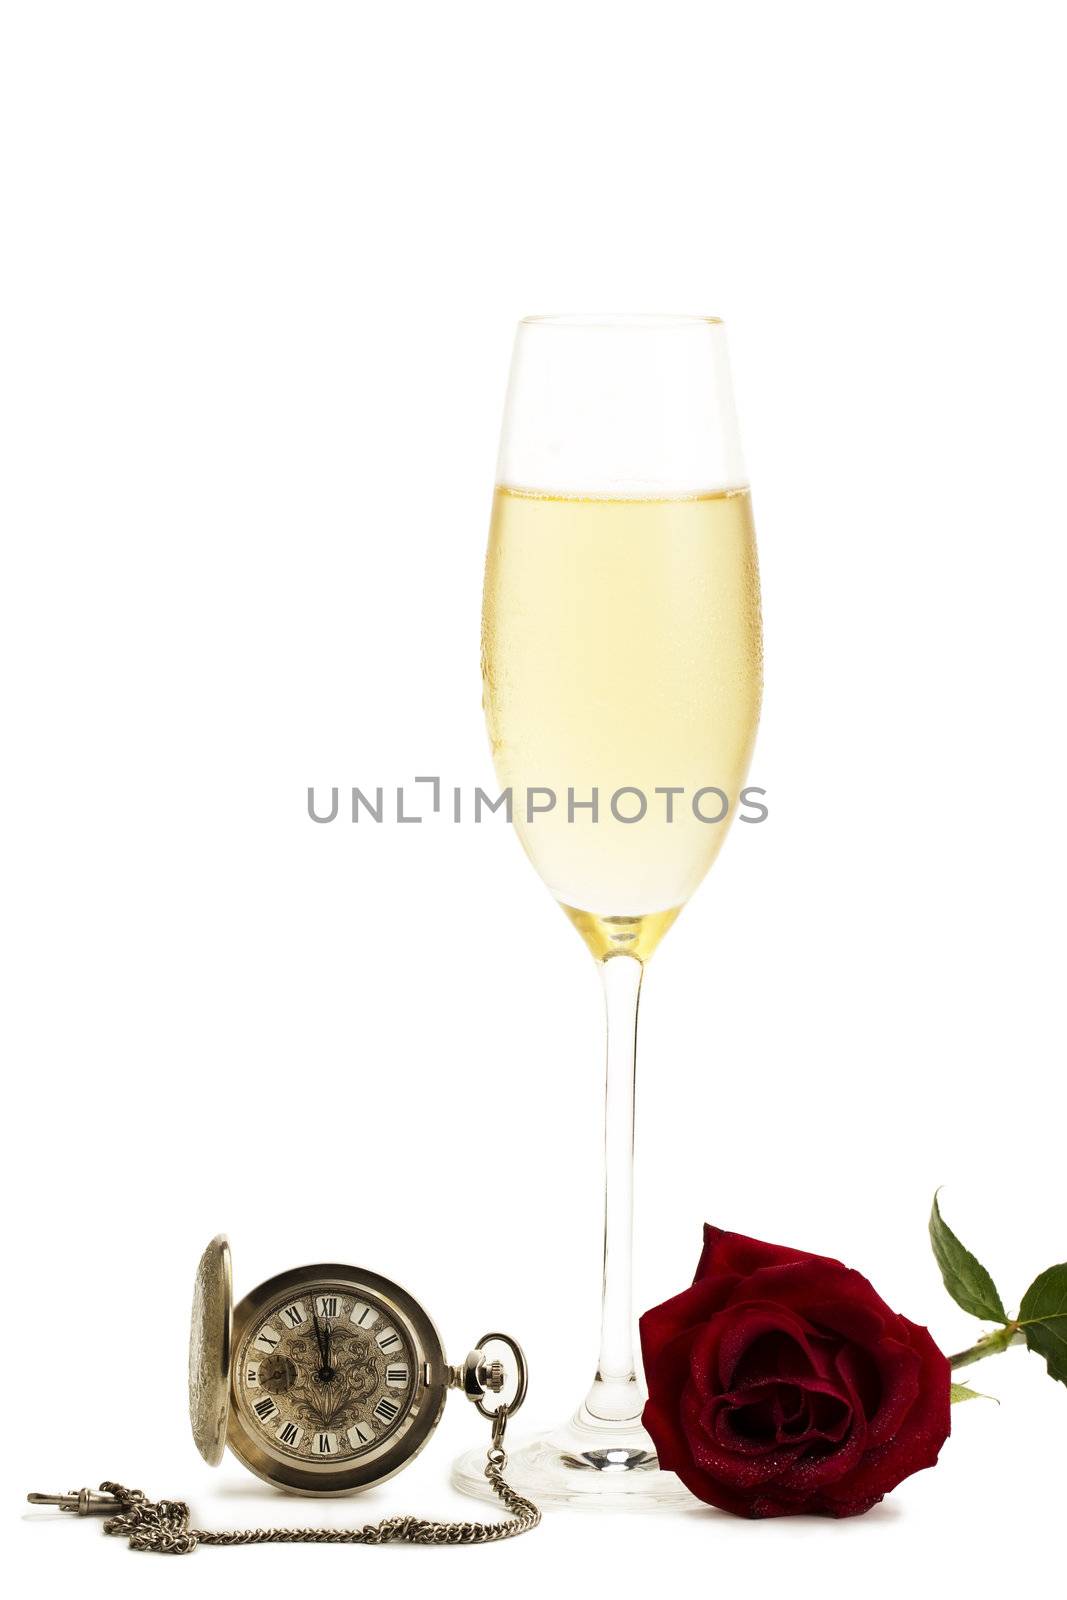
[481,486,763,960]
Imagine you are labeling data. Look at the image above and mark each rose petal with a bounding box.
[641,1395,691,1474]
[640,1278,734,1414]
[685,1300,830,1396]
[707,1391,784,1454]
[660,1454,764,1519]
[839,1333,919,1442]
[682,1381,805,1487]
[816,1320,950,1511]
[722,1261,896,1331]
[639,1273,737,1360]
[704,1378,853,1453]
[775,1407,867,1492]
[696,1226,840,1285]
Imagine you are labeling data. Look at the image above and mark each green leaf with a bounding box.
[1019,1262,1067,1387]
[929,1192,1008,1324]
[950,1382,997,1404]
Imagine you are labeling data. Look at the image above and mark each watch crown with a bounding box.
[456,1347,507,1402]
[483,1360,506,1393]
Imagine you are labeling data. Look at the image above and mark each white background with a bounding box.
[3,2,1064,1595]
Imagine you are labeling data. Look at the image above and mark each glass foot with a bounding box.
[452,1411,702,1511]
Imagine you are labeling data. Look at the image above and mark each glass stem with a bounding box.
[581,951,644,1425]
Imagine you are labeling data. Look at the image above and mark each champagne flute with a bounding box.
[454,315,763,1508]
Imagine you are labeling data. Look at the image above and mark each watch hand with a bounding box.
[311,1311,328,1371]
[311,1308,335,1382]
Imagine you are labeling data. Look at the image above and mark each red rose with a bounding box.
[640,1225,951,1518]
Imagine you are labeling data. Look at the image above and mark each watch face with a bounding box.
[228,1265,448,1495]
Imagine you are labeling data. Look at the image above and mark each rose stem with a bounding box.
[948,1322,1024,1370]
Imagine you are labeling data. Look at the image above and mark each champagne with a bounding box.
[481,485,763,959]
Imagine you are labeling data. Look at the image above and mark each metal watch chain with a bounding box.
[29,1408,540,1552]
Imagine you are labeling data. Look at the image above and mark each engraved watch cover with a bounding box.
[189,1234,233,1466]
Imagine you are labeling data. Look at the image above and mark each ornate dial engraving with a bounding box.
[235,1285,416,1464]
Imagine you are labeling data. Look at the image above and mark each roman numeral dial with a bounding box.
[236,1284,419,1465]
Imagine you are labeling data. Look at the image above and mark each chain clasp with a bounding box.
[27,1488,124,1516]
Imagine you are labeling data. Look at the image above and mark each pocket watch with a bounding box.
[28,1235,539,1553]
[188,1235,526,1497]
